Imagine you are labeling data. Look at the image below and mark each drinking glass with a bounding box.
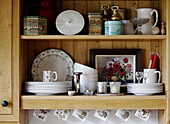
[136,72,144,83]
[143,72,148,83]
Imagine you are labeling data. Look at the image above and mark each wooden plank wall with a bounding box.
[24,0,164,81]
[26,40,161,81]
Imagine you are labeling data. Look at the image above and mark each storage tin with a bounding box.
[104,21,123,35]
[23,16,47,35]
[87,13,103,35]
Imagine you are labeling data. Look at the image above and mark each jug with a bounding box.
[143,69,161,83]
[136,8,158,34]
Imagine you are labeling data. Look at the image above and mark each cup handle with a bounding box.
[155,71,161,83]
[53,71,58,81]
[151,9,158,28]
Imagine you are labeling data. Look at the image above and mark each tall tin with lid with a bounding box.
[105,21,123,35]
[105,6,123,35]
[87,13,103,35]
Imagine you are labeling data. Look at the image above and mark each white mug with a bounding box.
[143,69,161,83]
[43,71,58,82]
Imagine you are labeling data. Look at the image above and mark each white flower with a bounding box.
[107,61,114,68]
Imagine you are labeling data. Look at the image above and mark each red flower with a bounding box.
[123,57,128,63]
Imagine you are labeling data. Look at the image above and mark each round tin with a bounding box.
[104,21,123,35]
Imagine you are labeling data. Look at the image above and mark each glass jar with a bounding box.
[87,13,103,35]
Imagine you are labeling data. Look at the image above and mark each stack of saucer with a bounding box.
[127,83,164,95]
[25,81,72,95]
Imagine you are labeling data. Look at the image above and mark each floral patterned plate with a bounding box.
[31,49,74,81]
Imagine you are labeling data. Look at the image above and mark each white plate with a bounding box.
[127,83,163,89]
[25,81,72,86]
[56,10,84,35]
[127,86,163,90]
[26,89,70,95]
[128,90,163,94]
[31,49,74,81]
[25,87,72,90]
[25,85,71,89]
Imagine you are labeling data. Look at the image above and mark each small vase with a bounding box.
[111,76,119,82]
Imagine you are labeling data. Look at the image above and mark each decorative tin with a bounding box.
[105,21,123,35]
[23,16,47,35]
[87,13,103,35]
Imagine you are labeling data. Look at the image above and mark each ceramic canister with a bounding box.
[105,21,123,35]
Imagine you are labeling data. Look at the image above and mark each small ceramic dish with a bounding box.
[68,91,76,96]
[84,89,94,96]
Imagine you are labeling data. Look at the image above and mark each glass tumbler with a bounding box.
[97,82,107,94]
[109,82,121,94]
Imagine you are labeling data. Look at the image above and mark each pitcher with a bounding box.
[143,69,161,83]
[136,8,158,34]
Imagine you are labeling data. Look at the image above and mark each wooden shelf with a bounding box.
[21,95,166,110]
[21,35,167,40]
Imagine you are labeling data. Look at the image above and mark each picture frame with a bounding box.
[90,49,141,83]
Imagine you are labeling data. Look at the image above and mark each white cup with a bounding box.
[43,71,58,82]
[143,69,161,83]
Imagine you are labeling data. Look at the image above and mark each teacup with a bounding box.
[43,71,58,82]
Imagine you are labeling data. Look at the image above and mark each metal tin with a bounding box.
[87,13,103,35]
[105,21,123,35]
[23,16,47,35]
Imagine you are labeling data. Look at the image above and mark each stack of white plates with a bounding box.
[25,81,72,95]
[127,83,164,95]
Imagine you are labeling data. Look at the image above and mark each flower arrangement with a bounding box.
[98,57,132,82]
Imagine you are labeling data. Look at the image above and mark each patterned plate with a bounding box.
[31,49,74,81]
[56,10,85,35]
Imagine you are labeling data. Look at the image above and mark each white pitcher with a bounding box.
[136,8,158,34]
[143,69,161,83]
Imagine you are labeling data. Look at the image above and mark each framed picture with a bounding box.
[90,49,141,83]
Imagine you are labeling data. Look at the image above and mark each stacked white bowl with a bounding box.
[127,83,164,95]
[74,62,98,93]
[25,81,72,95]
